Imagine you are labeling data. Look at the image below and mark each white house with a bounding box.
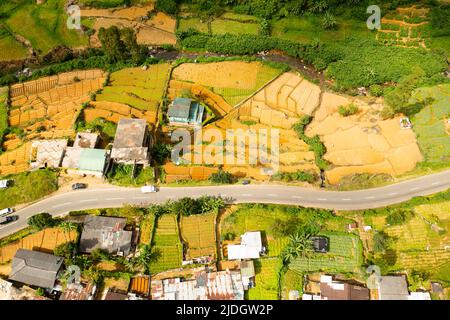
[227,231,263,260]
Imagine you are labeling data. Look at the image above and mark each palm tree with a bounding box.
[59,221,78,242]
[133,245,161,274]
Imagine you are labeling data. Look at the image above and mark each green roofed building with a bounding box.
[79,148,108,174]
[168,98,205,126]
[62,146,109,177]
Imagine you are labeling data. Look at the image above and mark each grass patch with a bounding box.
[150,214,183,274]
[0,169,58,208]
[211,19,259,35]
[411,84,450,170]
[281,269,304,297]
[178,17,209,33]
[271,15,372,44]
[0,28,28,61]
[107,164,154,187]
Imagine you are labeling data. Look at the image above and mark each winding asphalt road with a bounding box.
[1,170,449,238]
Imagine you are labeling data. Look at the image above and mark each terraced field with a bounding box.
[150,214,183,274]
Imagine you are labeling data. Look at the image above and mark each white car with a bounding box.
[141,185,157,193]
[0,208,14,217]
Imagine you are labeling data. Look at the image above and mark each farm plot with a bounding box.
[380,201,450,275]
[81,5,176,47]
[0,87,7,143]
[289,233,363,274]
[4,0,88,55]
[377,5,429,49]
[410,84,450,170]
[246,258,281,300]
[96,64,170,116]
[177,17,209,33]
[221,204,291,257]
[210,19,259,35]
[306,92,423,184]
[139,213,155,245]
[0,227,77,264]
[162,162,218,183]
[150,214,183,274]
[170,61,284,107]
[180,212,216,259]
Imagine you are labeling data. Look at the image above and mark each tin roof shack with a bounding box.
[30,140,67,169]
[319,275,369,300]
[227,232,263,260]
[62,147,109,177]
[60,282,96,300]
[151,270,245,300]
[73,132,99,148]
[79,216,133,256]
[111,118,151,166]
[9,249,64,289]
[168,98,204,127]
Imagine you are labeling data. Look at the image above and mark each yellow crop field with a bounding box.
[180,212,217,259]
[0,227,77,264]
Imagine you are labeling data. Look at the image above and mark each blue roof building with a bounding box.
[168,98,205,126]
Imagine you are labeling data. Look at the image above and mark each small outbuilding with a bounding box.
[311,236,329,253]
[227,231,263,260]
[168,98,204,126]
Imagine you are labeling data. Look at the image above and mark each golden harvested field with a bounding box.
[163,162,218,182]
[0,227,77,265]
[306,93,422,184]
[170,61,283,107]
[82,5,176,47]
[180,213,217,259]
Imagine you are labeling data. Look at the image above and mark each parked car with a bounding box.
[242,180,251,185]
[0,208,14,217]
[141,185,157,193]
[0,215,18,225]
[72,183,87,190]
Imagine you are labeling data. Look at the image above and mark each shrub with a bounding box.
[338,103,359,117]
[27,213,56,230]
[322,11,337,30]
[209,170,234,184]
[272,171,316,183]
[369,84,384,97]
[386,209,415,226]
[155,0,179,15]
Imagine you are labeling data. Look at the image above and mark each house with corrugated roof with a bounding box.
[111,118,151,166]
[79,216,133,256]
[8,249,64,289]
[168,98,205,126]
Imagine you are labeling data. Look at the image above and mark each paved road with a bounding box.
[1,170,449,238]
